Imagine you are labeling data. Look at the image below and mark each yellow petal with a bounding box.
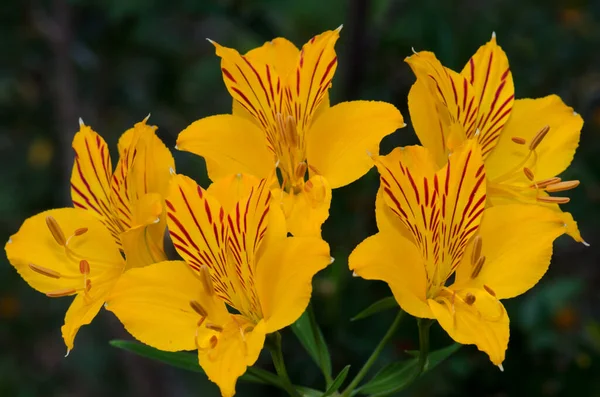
[165,174,238,305]
[62,269,119,351]
[245,37,300,77]
[406,52,477,160]
[454,204,575,299]
[121,193,168,269]
[206,173,263,214]
[256,236,330,333]
[106,260,229,352]
[349,232,432,318]
[176,115,274,181]
[376,140,486,281]
[275,175,332,237]
[211,41,284,135]
[198,318,267,397]
[460,35,515,157]
[306,101,404,189]
[71,124,123,246]
[485,96,582,181]
[223,178,282,319]
[429,287,509,365]
[5,208,124,294]
[289,29,340,134]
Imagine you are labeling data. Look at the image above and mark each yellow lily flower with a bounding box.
[4,118,174,351]
[176,28,405,236]
[349,140,580,365]
[405,34,584,242]
[106,173,331,397]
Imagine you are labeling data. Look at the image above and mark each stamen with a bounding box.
[545,180,580,193]
[46,288,76,297]
[529,125,550,150]
[537,196,570,204]
[285,116,298,147]
[483,284,496,297]
[197,317,206,327]
[471,256,486,279]
[205,323,223,332]
[304,180,314,192]
[74,228,88,236]
[79,260,90,275]
[471,235,482,265]
[209,335,218,349]
[523,167,535,181]
[530,177,561,189]
[199,265,214,296]
[29,263,61,279]
[295,162,307,180]
[46,216,66,246]
[464,293,476,305]
[189,300,208,317]
[511,136,526,145]
[85,279,92,292]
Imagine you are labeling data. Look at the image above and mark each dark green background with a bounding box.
[1,0,599,396]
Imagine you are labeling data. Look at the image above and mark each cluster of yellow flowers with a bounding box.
[5,28,585,396]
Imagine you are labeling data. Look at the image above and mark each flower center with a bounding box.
[489,125,579,204]
[272,113,309,190]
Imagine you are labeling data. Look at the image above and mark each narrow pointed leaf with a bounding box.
[323,365,351,396]
[351,297,398,321]
[291,306,333,381]
[110,340,282,388]
[356,344,460,396]
[296,386,325,397]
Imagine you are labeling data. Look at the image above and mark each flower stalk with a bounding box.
[341,310,404,397]
[267,332,301,397]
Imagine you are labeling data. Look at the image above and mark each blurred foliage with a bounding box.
[1,0,600,396]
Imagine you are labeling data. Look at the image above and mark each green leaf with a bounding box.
[351,297,398,321]
[291,306,333,381]
[323,365,351,396]
[296,386,325,397]
[356,344,461,396]
[110,340,282,388]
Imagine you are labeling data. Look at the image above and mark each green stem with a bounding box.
[267,332,301,397]
[341,310,404,397]
[371,318,432,397]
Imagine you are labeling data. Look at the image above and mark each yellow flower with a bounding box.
[106,174,331,397]
[405,34,584,242]
[4,118,174,351]
[176,28,405,236]
[349,140,580,365]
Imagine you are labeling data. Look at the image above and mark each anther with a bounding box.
[471,235,482,265]
[537,196,570,204]
[523,167,535,181]
[205,323,223,332]
[209,335,218,349]
[471,256,486,279]
[85,279,92,292]
[46,288,76,298]
[511,136,526,145]
[74,228,88,236]
[29,263,61,279]
[46,216,66,246]
[189,300,208,317]
[530,177,561,189]
[529,125,550,150]
[483,285,496,297]
[545,180,580,193]
[464,293,476,305]
[304,180,314,192]
[79,260,90,275]
[199,265,214,296]
[295,162,307,180]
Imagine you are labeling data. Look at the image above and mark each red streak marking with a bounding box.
[231,87,257,115]
[423,178,429,207]
[469,58,475,85]
[167,212,200,251]
[383,187,408,219]
[478,52,494,109]
[165,199,176,212]
[204,200,213,225]
[222,68,237,83]
[242,56,271,108]
[318,56,337,87]
[406,169,420,205]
